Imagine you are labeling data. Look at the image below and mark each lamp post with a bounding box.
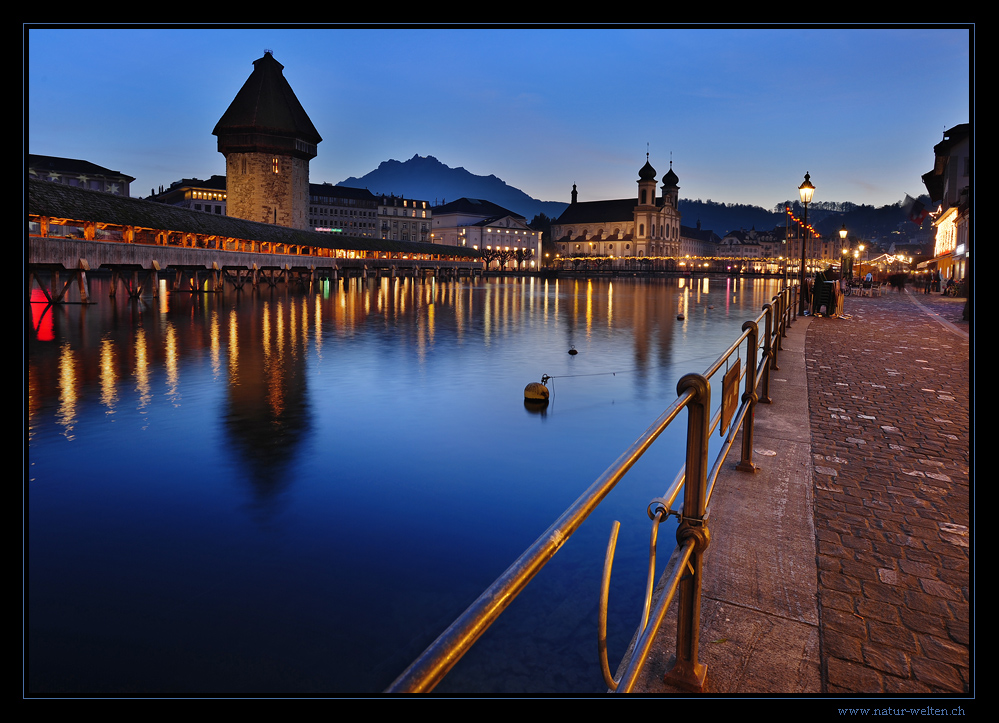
[784,206,790,288]
[798,172,815,314]
[839,224,849,282]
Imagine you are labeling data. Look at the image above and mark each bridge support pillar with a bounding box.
[27,259,95,305]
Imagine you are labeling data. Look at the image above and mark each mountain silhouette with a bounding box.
[336,154,567,220]
[336,154,925,244]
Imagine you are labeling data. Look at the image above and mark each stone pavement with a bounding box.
[628,288,971,695]
[628,295,822,694]
[806,289,970,693]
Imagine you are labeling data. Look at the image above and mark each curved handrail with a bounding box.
[386,389,695,693]
[387,284,797,694]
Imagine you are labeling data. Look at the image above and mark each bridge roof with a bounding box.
[28,179,479,258]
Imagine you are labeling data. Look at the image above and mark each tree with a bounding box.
[480,247,501,269]
[497,248,516,271]
[515,247,535,270]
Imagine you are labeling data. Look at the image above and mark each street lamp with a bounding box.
[798,172,815,314]
[839,224,849,282]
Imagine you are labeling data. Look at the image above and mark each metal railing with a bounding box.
[386,285,799,694]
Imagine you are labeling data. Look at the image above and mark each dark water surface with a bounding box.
[27,274,782,696]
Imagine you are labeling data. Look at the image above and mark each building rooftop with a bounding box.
[555,198,638,225]
[431,197,524,219]
[28,154,135,183]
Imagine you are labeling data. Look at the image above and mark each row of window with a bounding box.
[560,224,678,239]
[310,207,374,216]
[309,206,429,219]
[561,243,632,251]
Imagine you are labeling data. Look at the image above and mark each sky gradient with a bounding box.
[26,27,972,210]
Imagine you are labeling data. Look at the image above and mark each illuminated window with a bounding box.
[272,158,279,174]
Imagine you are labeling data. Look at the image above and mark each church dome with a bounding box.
[662,163,679,187]
[638,156,657,181]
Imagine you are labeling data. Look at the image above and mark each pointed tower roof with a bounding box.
[213,51,321,160]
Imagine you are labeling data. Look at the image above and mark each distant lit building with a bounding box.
[308,183,378,236]
[431,197,540,269]
[28,154,135,197]
[717,226,792,272]
[148,175,227,215]
[921,123,970,282]
[551,156,681,265]
[678,222,722,267]
[378,194,432,242]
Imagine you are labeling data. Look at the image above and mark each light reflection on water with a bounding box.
[27,273,782,696]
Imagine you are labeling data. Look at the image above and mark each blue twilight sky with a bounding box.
[26,26,971,210]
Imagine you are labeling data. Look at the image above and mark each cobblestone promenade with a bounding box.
[805,291,971,694]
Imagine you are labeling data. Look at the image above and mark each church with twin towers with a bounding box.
[551,154,682,264]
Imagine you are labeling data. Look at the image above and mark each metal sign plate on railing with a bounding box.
[721,357,741,436]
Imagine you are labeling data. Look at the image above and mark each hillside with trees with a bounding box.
[678,197,932,244]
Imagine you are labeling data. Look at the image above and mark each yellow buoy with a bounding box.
[524,382,550,402]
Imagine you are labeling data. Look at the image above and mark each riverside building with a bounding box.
[551,156,681,264]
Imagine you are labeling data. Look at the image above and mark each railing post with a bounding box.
[738,319,761,472]
[664,373,710,691]
[779,288,789,342]
[765,299,778,379]
[772,293,785,356]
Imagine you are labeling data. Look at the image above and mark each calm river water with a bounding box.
[27,273,783,696]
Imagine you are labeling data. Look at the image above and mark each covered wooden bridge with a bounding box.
[28,179,484,302]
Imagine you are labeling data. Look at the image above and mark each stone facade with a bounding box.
[225,152,310,229]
